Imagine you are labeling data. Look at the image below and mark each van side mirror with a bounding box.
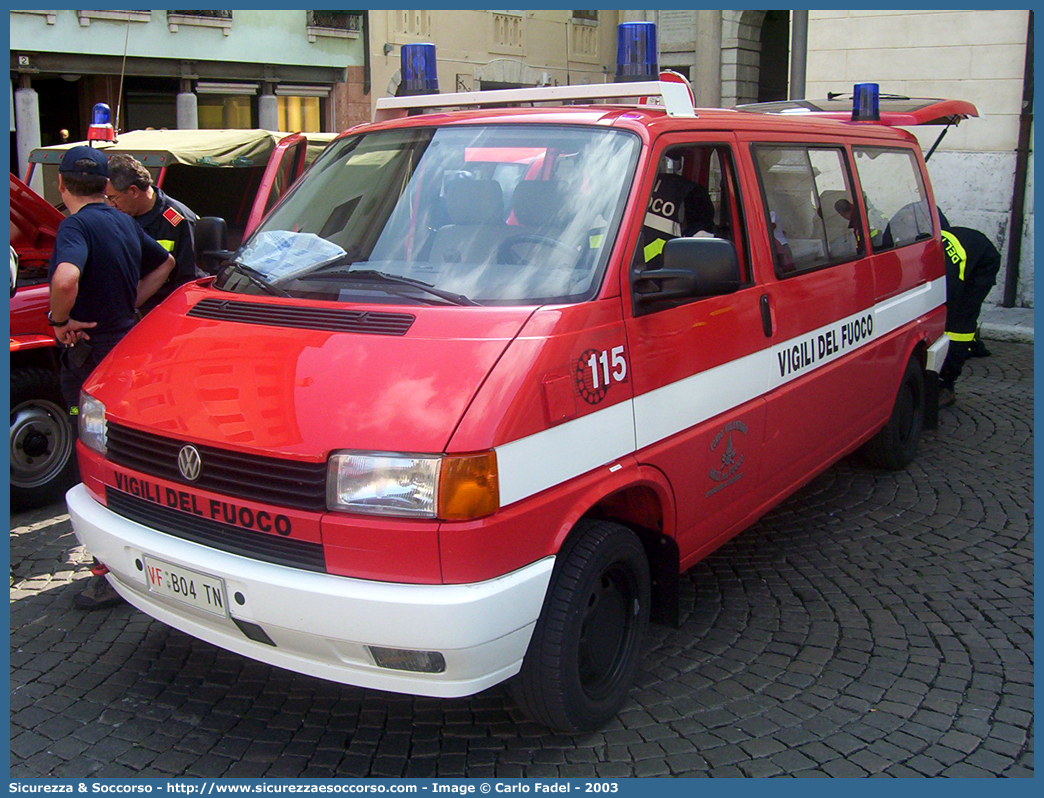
[632,237,741,308]
[195,216,233,275]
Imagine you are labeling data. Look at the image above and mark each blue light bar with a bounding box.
[91,103,111,126]
[852,83,880,121]
[88,102,115,142]
[616,22,658,83]
[400,43,439,96]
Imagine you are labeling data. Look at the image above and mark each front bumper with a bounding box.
[67,483,554,697]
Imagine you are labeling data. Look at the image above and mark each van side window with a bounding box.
[631,144,745,279]
[853,147,932,250]
[753,145,863,277]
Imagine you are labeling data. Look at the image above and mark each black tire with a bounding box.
[861,356,925,470]
[10,367,77,509]
[509,519,651,732]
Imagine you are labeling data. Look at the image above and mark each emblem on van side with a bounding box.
[574,345,628,405]
[178,445,203,482]
[706,420,747,496]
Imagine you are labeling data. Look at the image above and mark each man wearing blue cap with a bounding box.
[47,144,175,609]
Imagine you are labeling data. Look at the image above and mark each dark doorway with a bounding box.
[34,76,83,146]
[758,10,790,102]
[122,77,180,131]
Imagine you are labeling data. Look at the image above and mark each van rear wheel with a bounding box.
[509,519,650,732]
[861,356,925,470]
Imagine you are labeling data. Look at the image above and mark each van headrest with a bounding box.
[685,183,715,234]
[444,179,504,225]
[512,181,562,228]
[820,190,850,215]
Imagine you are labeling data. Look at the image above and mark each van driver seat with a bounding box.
[429,179,507,264]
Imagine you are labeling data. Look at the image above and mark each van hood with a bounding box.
[85,286,534,458]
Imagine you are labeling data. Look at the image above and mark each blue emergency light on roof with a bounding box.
[91,103,111,126]
[616,22,658,83]
[87,102,115,142]
[852,82,880,122]
[400,43,439,96]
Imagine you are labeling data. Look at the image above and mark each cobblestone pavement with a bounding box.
[11,342,1033,778]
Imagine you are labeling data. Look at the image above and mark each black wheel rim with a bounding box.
[577,561,640,701]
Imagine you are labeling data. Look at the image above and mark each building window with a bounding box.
[307,9,362,42]
[490,12,524,54]
[168,10,233,18]
[277,96,322,134]
[307,10,361,31]
[167,10,233,36]
[572,10,598,23]
[196,82,257,129]
[198,96,253,129]
[392,10,431,39]
[77,10,152,27]
[11,10,57,25]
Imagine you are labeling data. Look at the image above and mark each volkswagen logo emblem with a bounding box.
[177,445,203,482]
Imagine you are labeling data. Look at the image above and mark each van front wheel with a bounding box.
[509,520,650,732]
[861,356,925,470]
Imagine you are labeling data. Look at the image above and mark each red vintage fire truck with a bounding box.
[66,26,976,730]
[10,173,71,507]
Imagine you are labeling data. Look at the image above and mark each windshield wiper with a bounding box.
[299,268,478,307]
[223,262,291,298]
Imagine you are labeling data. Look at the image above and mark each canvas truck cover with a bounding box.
[29,129,338,169]
[28,129,338,210]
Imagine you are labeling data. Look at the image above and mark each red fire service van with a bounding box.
[68,25,978,731]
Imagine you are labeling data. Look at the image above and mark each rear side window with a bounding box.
[753,145,863,277]
[853,147,932,250]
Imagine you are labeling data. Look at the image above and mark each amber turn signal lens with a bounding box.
[438,452,499,520]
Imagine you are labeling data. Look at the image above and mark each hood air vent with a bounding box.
[188,298,415,336]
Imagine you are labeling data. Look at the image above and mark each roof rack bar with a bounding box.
[374,80,697,122]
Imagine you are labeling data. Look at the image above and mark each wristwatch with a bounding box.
[47,311,69,327]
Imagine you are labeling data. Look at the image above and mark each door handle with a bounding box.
[760,294,773,338]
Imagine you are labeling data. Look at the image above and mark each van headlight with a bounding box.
[327,451,498,521]
[78,391,107,455]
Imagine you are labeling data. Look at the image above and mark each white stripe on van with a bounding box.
[494,277,945,508]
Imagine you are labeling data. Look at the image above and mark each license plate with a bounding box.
[143,556,228,617]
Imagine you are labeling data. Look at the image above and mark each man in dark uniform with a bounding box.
[637,157,716,270]
[937,212,1002,408]
[106,153,200,313]
[48,145,174,609]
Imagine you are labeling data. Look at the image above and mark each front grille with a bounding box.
[106,488,327,573]
[189,298,415,336]
[107,423,328,512]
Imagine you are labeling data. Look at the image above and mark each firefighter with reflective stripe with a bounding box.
[938,212,1002,407]
[106,153,200,314]
[639,156,716,267]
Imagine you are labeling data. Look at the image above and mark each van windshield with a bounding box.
[214,125,640,306]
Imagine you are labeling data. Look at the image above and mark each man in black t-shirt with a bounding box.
[48,146,174,610]
[48,146,174,407]
[106,153,200,313]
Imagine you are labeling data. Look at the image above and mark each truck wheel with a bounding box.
[861,356,925,470]
[509,519,650,732]
[10,367,76,509]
